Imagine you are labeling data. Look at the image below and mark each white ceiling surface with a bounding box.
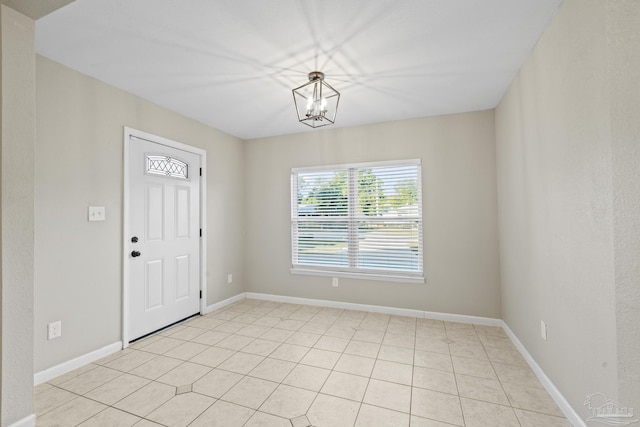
[36,0,562,140]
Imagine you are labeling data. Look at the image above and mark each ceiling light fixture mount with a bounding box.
[292,71,340,128]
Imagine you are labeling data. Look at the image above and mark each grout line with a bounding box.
[36,298,572,426]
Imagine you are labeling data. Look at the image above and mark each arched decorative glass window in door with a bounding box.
[145,154,189,179]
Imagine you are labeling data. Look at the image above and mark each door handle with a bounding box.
[131,251,141,258]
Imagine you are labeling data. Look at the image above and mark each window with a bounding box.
[146,154,189,179]
[291,159,423,282]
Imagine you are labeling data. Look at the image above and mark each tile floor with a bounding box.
[34,299,571,426]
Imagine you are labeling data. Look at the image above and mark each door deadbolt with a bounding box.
[131,236,138,243]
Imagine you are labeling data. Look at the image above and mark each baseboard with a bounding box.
[245,292,502,326]
[246,292,424,317]
[34,293,245,386]
[9,414,35,427]
[243,292,580,424]
[422,309,502,327]
[34,341,122,385]
[30,292,580,427]
[502,322,586,427]
[204,292,247,314]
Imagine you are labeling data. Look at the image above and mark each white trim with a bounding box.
[29,289,581,427]
[204,293,247,314]
[9,414,35,427]
[122,127,207,347]
[291,160,424,280]
[199,151,207,315]
[290,268,425,284]
[423,309,503,327]
[292,158,421,173]
[123,128,131,346]
[246,292,424,317]
[34,341,122,386]
[241,293,579,423]
[245,292,502,326]
[502,322,586,427]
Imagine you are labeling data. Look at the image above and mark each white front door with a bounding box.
[128,135,201,340]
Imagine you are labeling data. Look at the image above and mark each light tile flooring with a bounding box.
[35,299,571,427]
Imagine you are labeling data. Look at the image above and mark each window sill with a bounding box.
[290,268,425,284]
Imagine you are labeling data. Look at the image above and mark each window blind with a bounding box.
[291,160,423,281]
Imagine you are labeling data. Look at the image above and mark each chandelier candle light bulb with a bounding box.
[293,71,340,128]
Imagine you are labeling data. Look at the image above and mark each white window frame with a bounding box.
[290,159,424,283]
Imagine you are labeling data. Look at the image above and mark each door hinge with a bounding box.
[199,167,202,176]
[199,290,202,299]
[199,228,202,237]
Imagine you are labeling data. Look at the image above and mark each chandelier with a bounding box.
[292,71,340,128]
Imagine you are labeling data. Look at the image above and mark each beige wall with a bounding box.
[1,5,36,424]
[495,0,640,418]
[609,0,640,414]
[35,56,245,372]
[244,112,502,318]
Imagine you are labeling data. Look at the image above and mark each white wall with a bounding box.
[0,5,36,424]
[35,56,245,372]
[495,0,640,418]
[245,112,502,318]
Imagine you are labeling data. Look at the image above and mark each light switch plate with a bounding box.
[88,206,106,222]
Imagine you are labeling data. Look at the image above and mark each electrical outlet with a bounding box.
[48,321,62,340]
[88,206,106,222]
[540,321,547,341]
[227,274,233,284]
[332,277,339,287]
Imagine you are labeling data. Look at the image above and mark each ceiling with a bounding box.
[2,0,75,20]
[35,0,563,140]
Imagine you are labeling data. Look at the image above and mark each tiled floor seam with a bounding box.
[34,299,569,427]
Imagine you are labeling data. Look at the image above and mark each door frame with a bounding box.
[122,127,207,347]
